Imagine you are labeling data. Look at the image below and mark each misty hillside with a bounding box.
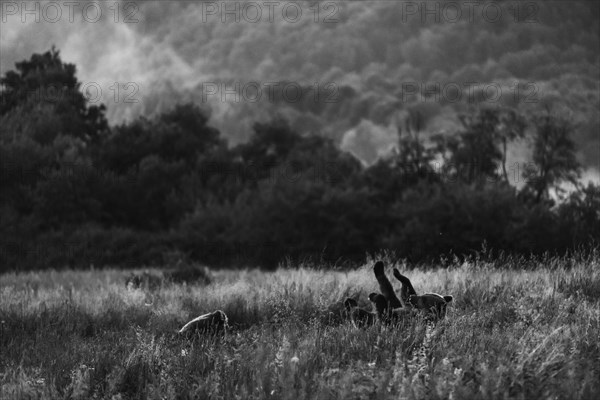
[1,1,598,171]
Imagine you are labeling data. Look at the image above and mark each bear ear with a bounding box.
[443,295,454,303]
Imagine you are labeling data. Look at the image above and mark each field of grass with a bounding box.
[1,253,599,400]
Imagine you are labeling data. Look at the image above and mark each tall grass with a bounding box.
[1,253,599,399]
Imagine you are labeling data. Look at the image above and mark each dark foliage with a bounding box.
[0,49,598,271]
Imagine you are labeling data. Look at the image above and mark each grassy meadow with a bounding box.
[1,253,599,400]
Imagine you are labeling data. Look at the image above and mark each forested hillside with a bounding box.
[1,1,598,169]
[1,48,598,271]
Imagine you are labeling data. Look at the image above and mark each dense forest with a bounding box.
[0,49,598,271]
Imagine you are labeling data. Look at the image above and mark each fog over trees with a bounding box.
[1,1,598,172]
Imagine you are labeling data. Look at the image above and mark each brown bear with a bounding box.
[369,291,415,325]
[373,261,417,308]
[373,261,453,319]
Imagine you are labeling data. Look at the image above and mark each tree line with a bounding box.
[1,48,598,271]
